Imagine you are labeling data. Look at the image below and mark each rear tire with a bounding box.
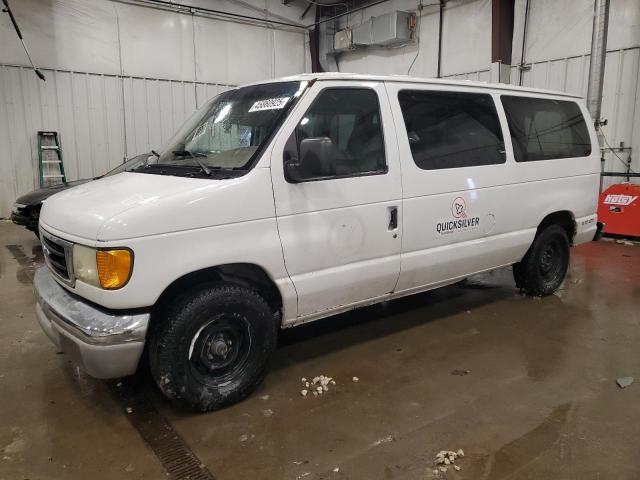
[148,283,277,412]
[513,224,570,296]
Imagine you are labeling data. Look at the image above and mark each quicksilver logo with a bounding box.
[436,217,481,234]
[437,197,480,234]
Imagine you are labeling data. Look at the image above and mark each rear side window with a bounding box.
[397,90,505,170]
[295,88,386,177]
[501,96,591,162]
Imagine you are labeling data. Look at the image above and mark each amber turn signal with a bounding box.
[96,249,132,289]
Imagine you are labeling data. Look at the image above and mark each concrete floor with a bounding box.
[0,221,639,480]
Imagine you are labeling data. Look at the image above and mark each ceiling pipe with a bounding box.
[517,0,530,86]
[586,0,610,126]
[436,0,444,78]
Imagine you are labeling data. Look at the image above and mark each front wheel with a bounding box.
[148,283,277,412]
[513,224,570,296]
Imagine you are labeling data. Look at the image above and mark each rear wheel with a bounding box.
[148,283,277,412]
[513,224,570,296]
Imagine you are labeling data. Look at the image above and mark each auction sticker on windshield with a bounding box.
[249,97,290,112]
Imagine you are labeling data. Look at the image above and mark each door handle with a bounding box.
[388,206,398,230]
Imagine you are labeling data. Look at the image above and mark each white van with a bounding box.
[34,73,600,411]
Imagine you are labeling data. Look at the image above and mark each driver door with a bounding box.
[270,81,402,319]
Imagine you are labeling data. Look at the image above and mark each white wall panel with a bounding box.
[441,0,492,75]
[0,0,120,74]
[336,2,440,77]
[181,0,310,25]
[116,3,196,81]
[335,0,490,77]
[0,65,228,217]
[274,29,307,78]
[512,0,640,65]
[194,16,230,84]
[227,23,273,85]
[0,0,308,217]
[122,77,204,157]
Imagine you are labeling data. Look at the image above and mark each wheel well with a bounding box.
[538,211,576,244]
[155,263,283,315]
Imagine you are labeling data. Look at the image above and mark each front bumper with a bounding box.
[11,203,38,231]
[10,211,29,227]
[34,266,150,379]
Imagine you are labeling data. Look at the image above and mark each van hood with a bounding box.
[39,170,274,241]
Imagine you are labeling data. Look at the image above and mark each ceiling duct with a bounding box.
[333,10,415,53]
[352,11,414,47]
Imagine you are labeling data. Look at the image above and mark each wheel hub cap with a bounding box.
[189,316,250,379]
[209,335,231,359]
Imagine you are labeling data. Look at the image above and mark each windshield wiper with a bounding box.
[172,150,211,176]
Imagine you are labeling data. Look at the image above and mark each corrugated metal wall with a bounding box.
[0,64,233,217]
[0,0,310,218]
[445,46,640,189]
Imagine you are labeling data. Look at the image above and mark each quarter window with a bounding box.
[398,90,505,170]
[293,88,386,178]
[501,96,591,162]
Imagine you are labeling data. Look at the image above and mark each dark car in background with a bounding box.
[11,153,151,236]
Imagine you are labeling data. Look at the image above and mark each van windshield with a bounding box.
[141,81,306,176]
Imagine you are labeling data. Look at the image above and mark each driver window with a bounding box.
[295,88,387,177]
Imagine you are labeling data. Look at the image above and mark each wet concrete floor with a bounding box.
[0,220,638,480]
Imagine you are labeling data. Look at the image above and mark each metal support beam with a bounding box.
[437,0,444,78]
[491,0,514,65]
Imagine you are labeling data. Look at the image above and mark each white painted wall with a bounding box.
[335,0,492,78]
[513,0,638,188]
[0,0,310,217]
[335,0,640,188]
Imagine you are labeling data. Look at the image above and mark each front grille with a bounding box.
[41,230,74,285]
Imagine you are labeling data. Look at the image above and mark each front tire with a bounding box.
[513,225,570,296]
[148,283,277,412]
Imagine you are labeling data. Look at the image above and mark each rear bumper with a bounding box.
[34,266,150,379]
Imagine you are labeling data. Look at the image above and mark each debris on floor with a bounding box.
[333,467,340,472]
[450,369,469,376]
[300,375,335,397]
[615,239,635,246]
[371,435,394,447]
[434,449,464,472]
[352,376,359,383]
[617,376,634,388]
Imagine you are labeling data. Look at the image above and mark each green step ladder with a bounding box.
[37,131,66,188]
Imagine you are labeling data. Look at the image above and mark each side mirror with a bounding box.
[299,137,337,179]
[283,134,338,182]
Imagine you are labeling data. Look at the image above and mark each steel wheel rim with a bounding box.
[539,238,561,278]
[188,314,251,382]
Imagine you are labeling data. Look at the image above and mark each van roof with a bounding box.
[244,72,582,99]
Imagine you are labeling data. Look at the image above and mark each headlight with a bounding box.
[73,245,100,287]
[73,245,133,289]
